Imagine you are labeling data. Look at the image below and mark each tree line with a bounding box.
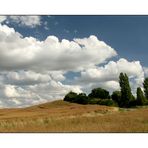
[63,73,148,108]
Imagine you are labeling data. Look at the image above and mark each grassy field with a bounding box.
[0,100,148,132]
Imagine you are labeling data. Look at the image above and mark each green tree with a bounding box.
[136,87,145,105]
[119,73,133,107]
[143,77,148,99]
[64,92,89,104]
[88,87,110,99]
[111,91,121,106]
[64,91,78,102]
[75,93,88,104]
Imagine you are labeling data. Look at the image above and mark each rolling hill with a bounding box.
[0,100,147,132]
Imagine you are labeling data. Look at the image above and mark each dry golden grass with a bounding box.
[0,100,148,132]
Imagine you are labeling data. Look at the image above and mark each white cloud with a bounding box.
[29,81,82,99]
[77,58,144,82]
[4,85,20,98]
[0,16,41,28]
[76,58,144,94]
[0,25,111,107]
[0,16,7,23]
[9,16,41,27]
[144,67,148,77]
[48,71,65,81]
[0,79,82,108]
[0,23,146,108]
[91,81,120,93]
[0,24,117,72]
[2,70,51,85]
[74,35,117,65]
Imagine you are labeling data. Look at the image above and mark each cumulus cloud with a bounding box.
[0,16,7,23]
[144,67,148,77]
[0,24,117,71]
[77,58,144,82]
[0,80,82,108]
[48,71,65,81]
[0,22,146,108]
[75,58,144,94]
[4,85,20,98]
[0,84,45,108]
[91,81,120,93]
[9,16,41,27]
[2,70,51,85]
[28,81,82,99]
[0,16,41,28]
[0,68,82,108]
[0,24,119,107]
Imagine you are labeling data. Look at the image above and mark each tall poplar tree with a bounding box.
[137,87,145,105]
[119,73,133,107]
[143,77,148,99]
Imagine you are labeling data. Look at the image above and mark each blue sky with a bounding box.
[0,15,148,107]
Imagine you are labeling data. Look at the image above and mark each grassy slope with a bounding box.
[0,100,148,132]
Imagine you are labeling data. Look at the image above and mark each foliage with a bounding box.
[64,91,78,103]
[88,98,117,106]
[111,91,121,105]
[97,99,117,106]
[64,92,88,104]
[143,77,148,99]
[74,93,89,105]
[88,98,100,104]
[88,87,110,99]
[119,73,133,107]
[128,99,137,107]
[63,73,148,108]
[144,100,148,105]
[136,87,146,105]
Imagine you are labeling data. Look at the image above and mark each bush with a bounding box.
[144,100,148,105]
[63,73,148,108]
[97,99,117,106]
[111,91,121,105]
[64,92,88,104]
[88,98,100,104]
[64,91,78,103]
[63,91,116,106]
[88,98,117,106]
[88,88,110,99]
[75,93,89,104]
[128,99,137,107]
[137,87,146,106]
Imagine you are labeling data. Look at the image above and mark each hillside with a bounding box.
[0,100,147,132]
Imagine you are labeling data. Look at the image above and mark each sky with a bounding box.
[0,15,148,108]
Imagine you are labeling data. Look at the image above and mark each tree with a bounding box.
[64,92,88,104]
[111,91,121,105]
[75,93,88,104]
[64,91,78,102]
[136,87,145,105]
[96,99,117,106]
[143,77,148,99]
[119,73,133,107]
[88,87,110,99]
